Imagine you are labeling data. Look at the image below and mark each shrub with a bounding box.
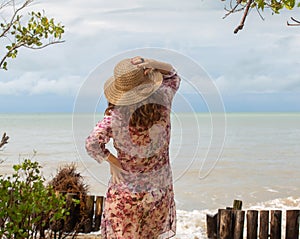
[0,159,68,239]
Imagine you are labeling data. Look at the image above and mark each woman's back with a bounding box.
[107,77,179,192]
[85,57,180,238]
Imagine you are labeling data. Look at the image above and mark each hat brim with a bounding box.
[104,70,163,106]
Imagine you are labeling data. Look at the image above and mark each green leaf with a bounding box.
[41,17,48,26]
[251,2,257,8]
[36,41,43,47]
[256,0,265,10]
[283,0,295,9]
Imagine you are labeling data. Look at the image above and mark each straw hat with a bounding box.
[104,58,163,106]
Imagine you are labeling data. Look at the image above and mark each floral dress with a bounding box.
[86,71,180,239]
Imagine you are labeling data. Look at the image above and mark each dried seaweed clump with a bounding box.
[48,163,89,196]
[48,164,90,233]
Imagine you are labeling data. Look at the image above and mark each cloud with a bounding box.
[0,72,83,95]
[224,77,300,94]
[1,0,300,112]
[213,31,300,94]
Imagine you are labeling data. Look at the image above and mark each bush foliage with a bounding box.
[0,159,68,239]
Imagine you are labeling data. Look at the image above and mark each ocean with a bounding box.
[1,113,300,238]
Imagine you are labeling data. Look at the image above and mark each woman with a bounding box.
[86,56,180,238]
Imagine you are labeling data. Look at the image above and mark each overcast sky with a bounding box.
[1,0,300,113]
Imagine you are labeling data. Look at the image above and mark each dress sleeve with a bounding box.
[85,115,112,164]
[162,69,181,92]
[160,69,181,105]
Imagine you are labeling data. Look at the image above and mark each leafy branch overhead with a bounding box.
[222,0,300,33]
[0,0,65,70]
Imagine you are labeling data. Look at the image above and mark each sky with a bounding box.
[1,0,300,113]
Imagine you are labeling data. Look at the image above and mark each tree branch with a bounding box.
[0,1,65,70]
[0,41,24,69]
[0,0,33,38]
[0,0,13,10]
[223,2,244,19]
[24,40,65,50]
[0,133,9,149]
[234,0,253,34]
[0,38,65,69]
[255,4,265,21]
[287,17,300,26]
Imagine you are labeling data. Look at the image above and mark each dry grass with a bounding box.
[48,163,89,195]
[48,163,91,234]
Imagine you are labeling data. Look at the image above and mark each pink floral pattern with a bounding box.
[86,71,180,239]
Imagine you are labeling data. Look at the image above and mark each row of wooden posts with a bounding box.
[206,200,300,239]
[62,196,300,238]
[63,194,105,233]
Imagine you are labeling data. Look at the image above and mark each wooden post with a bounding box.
[218,209,233,239]
[206,213,218,239]
[64,193,80,233]
[94,196,104,231]
[233,210,245,239]
[259,210,269,239]
[247,210,258,239]
[233,200,243,210]
[286,210,300,239]
[270,210,281,239]
[83,195,95,233]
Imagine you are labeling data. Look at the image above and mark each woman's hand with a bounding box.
[131,56,145,65]
[109,163,124,184]
[107,153,124,184]
[131,56,173,75]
